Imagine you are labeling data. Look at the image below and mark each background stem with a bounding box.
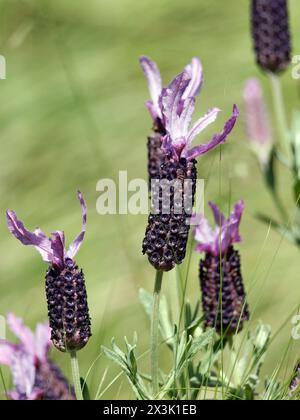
[70,350,84,401]
[269,74,290,157]
[151,270,163,398]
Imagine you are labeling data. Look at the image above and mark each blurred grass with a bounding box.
[1,0,300,399]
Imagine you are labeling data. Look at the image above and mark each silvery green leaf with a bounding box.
[102,338,151,400]
[254,323,271,354]
[188,329,214,359]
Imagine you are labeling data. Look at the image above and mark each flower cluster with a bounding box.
[6,192,91,352]
[193,201,249,335]
[141,56,239,271]
[0,313,74,400]
[251,0,291,74]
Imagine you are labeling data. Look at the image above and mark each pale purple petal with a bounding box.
[192,215,215,252]
[145,100,160,121]
[243,78,272,145]
[162,134,174,156]
[67,191,87,259]
[34,323,51,363]
[165,97,195,156]
[243,78,273,166]
[193,200,244,256]
[227,200,245,244]
[140,56,162,120]
[182,57,203,99]
[50,231,66,268]
[27,389,44,400]
[7,313,35,356]
[161,72,191,139]
[186,107,221,146]
[0,341,17,365]
[6,210,53,263]
[208,202,226,226]
[11,352,36,398]
[186,104,239,160]
[178,97,195,138]
[9,388,43,401]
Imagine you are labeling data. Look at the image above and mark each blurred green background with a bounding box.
[1,0,300,399]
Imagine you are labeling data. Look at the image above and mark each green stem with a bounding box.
[269,73,290,157]
[151,270,163,398]
[227,337,239,387]
[70,351,83,400]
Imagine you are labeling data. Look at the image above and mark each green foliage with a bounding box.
[101,290,283,400]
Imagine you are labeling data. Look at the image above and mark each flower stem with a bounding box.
[70,350,83,401]
[269,73,290,157]
[151,270,163,398]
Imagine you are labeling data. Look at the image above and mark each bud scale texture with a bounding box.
[200,247,249,334]
[45,260,91,352]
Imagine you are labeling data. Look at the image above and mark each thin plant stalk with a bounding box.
[151,270,163,397]
[70,351,84,401]
[269,74,290,157]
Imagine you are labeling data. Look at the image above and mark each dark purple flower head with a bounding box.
[251,0,291,74]
[7,192,91,353]
[6,191,86,270]
[140,56,203,126]
[0,313,75,400]
[193,200,245,257]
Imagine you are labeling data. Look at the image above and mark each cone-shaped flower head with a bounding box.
[140,56,203,187]
[142,63,239,272]
[192,201,249,334]
[243,78,273,167]
[251,0,291,74]
[0,313,74,400]
[6,192,91,352]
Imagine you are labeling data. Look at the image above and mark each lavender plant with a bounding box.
[0,313,74,400]
[142,63,239,272]
[6,191,91,400]
[139,57,239,397]
[192,201,249,335]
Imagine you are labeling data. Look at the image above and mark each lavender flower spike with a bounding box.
[192,201,249,335]
[251,0,291,74]
[0,313,74,400]
[142,66,239,272]
[243,78,273,167]
[6,192,91,352]
[140,56,203,187]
